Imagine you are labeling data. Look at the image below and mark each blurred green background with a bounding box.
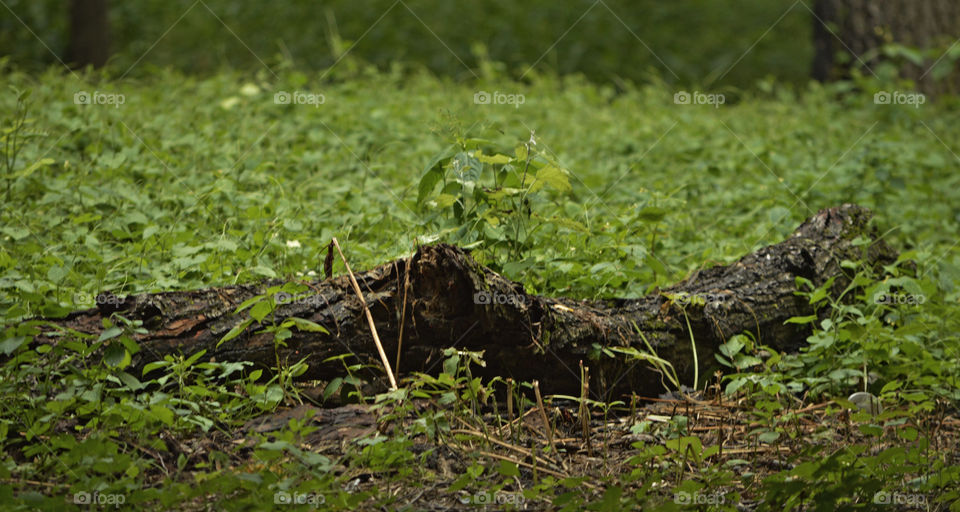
[1,0,811,87]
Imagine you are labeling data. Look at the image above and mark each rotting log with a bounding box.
[32,204,898,400]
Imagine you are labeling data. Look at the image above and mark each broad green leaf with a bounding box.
[218,319,252,347]
[635,206,668,223]
[417,147,455,205]
[142,360,169,375]
[497,460,520,477]
[98,326,123,342]
[104,342,131,368]
[322,377,343,401]
[249,300,273,323]
[287,317,329,333]
[0,336,27,355]
[529,165,570,193]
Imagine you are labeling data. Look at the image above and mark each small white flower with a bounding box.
[285,240,301,248]
[239,83,261,97]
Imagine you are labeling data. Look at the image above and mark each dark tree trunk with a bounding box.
[811,0,960,96]
[33,205,897,401]
[68,0,110,69]
[811,0,838,83]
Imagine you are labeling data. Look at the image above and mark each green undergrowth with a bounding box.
[0,61,959,509]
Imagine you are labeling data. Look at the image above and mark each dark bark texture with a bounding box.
[68,0,110,69]
[35,204,897,400]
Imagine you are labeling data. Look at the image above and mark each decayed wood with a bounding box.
[34,204,898,399]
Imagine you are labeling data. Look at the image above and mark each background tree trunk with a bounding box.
[811,0,960,96]
[68,0,110,68]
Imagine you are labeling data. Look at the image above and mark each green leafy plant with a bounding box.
[218,282,329,404]
[417,131,571,262]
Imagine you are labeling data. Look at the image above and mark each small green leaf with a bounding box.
[98,327,123,342]
[0,336,27,355]
[287,317,329,333]
[183,349,207,367]
[142,360,169,375]
[322,377,343,401]
[443,352,460,376]
[249,300,273,323]
[103,342,130,368]
[235,295,265,313]
[758,430,780,443]
[635,206,668,223]
[16,158,55,179]
[515,143,528,162]
[497,460,520,477]
[150,405,175,425]
[417,148,454,205]
[899,427,918,441]
[117,371,145,391]
[476,151,512,165]
[529,165,570,193]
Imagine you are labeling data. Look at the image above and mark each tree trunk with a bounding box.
[68,0,110,69]
[811,0,960,96]
[33,204,898,400]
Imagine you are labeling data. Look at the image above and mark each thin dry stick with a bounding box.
[476,450,570,482]
[476,451,600,490]
[579,361,593,456]
[449,428,563,470]
[395,254,412,373]
[451,417,563,467]
[533,381,565,470]
[331,237,398,391]
[506,378,515,439]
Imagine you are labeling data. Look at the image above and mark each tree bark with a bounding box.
[68,0,110,69]
[811,0,960,96]
[34,204,897,400]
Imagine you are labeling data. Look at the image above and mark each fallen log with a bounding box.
[34,204,898,399]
